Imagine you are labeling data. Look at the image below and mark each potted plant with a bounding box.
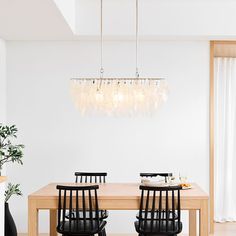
[0,124,24,175]
[4,183,22,236]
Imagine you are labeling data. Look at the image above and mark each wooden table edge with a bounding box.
[0,176,7,183]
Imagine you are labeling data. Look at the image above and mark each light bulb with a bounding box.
[113,92,124,102]
[135,92,145,102]
[95,91,104,102]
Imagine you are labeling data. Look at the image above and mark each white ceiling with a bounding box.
[74,0,236,38]
[1,0,236,40]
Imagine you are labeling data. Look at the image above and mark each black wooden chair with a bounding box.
[138,173,174,220]
[135,185,182,236]
[75,172,107,184]
[56,185,106,236]
[74,172,108,220]
[140,173,173,183]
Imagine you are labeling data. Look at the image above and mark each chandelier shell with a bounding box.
[70,78,168,115]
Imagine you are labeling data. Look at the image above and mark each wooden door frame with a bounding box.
[209,41,214,234]
[209,40,236,233]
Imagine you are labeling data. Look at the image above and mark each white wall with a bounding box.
[0,39,6,122]
[6,40,209,233]
[0,38,6,236]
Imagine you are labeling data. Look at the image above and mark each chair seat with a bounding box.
[136,210,178,220]
[135,220,182,235]
[57,220,106,235]
[67,210,108,220]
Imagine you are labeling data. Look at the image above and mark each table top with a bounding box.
[29,183,208,200]
[0,176,7,183]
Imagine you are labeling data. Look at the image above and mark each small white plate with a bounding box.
[182,186,192,190]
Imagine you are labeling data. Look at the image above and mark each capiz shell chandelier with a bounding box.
[70,0,168,116]
[71,78,168,115]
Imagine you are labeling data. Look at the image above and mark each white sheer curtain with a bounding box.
[215,57,236,222]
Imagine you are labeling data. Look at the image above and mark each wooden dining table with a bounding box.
[28,183,209,236]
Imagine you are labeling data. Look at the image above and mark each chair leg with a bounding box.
[104,229,107,236]
[103,229,107,236]
[98,229,106,236]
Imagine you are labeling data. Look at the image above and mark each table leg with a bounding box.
[28,199,38,236]
[200,199,209,236]
[189,210,197,236]
[50,209,58,236]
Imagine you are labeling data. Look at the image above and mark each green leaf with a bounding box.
[4,183,23,202]
[0,124,25,170]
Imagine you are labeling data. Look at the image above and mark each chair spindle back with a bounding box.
[138,185,182,234]
[57,185,100,235]
[75,172,107,183]
[140,173,173,183]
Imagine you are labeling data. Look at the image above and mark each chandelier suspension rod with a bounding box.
[100,0,104,78]
[135,0,139,78]
[97,0,104,91]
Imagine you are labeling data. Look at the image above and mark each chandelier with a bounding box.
[70,0,168,116]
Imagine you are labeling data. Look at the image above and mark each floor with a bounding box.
[18,223,236,236]
[213,222,236,235]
